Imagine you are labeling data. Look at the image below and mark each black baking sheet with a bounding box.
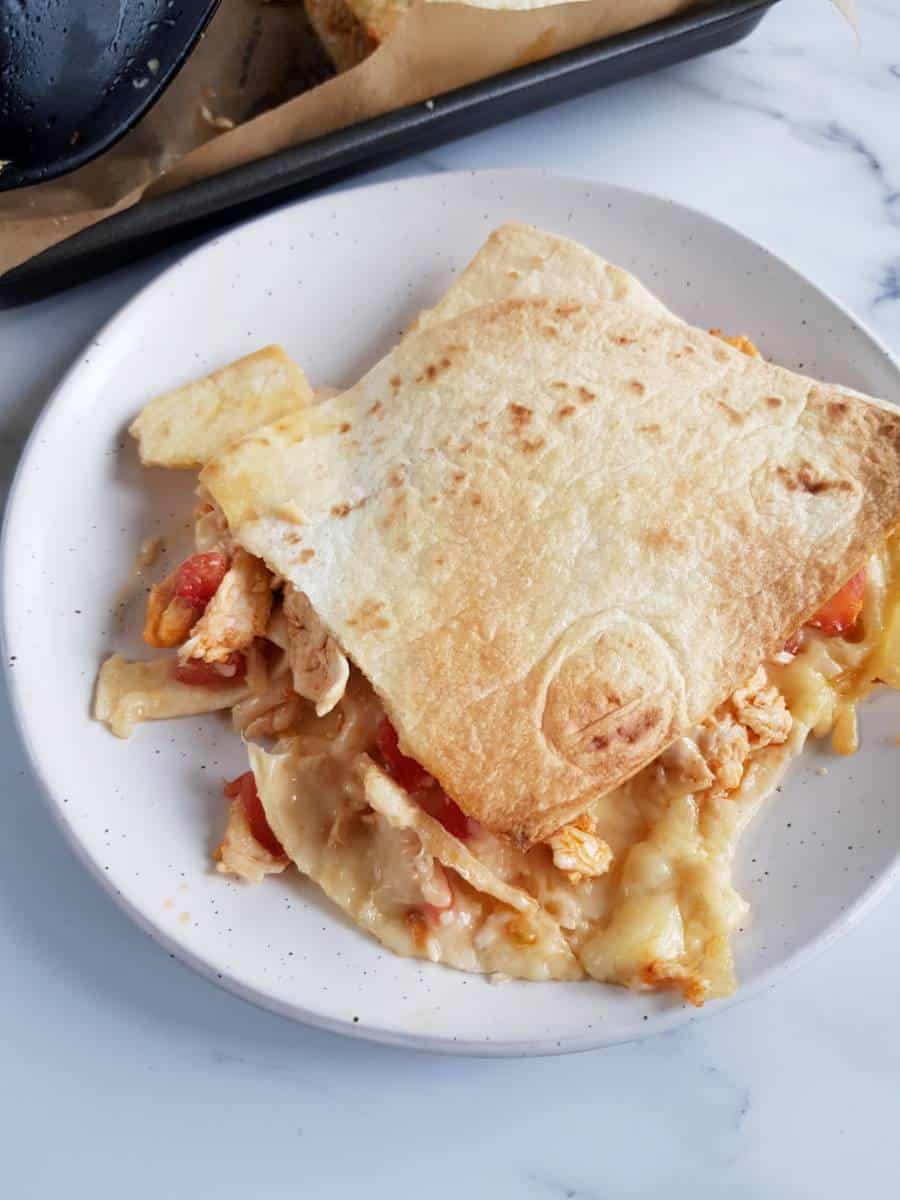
[0,0,777,306]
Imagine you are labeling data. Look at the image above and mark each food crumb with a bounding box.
[136,535,163,575]
[200,104,236,131]
[815,766,829,777]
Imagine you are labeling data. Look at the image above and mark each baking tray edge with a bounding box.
[0,0,778,306]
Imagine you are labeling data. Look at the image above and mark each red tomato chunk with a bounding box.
[417,788,472,841]
[806,568,866,637]
[376,718,472,839]
[173,552,229,607]
[224,771,285,859]
[376,717,435,791]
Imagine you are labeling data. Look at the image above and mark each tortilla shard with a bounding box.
[94,654,251,738]
[130,345,313,468]
[203,300,900,845]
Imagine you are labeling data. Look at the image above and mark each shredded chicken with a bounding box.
[697,714,752,793]
[215,798,288,884]
[697,666,791,796]
[548,819,613,882]
[658,737,715,793]
[730,665,793,745]
[180,548,273,664]
[283,584,349,716]
[643,953,713,1008]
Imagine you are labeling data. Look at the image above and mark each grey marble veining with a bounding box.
[1,1,899,1196]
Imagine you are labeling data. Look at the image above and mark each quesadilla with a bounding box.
[95,224,900,1003]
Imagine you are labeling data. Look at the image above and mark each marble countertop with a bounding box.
[2,1,898,1195]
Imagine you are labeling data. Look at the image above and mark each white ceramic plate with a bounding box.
[5,170,900,1055]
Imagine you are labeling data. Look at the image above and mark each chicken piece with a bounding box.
[729,665,792,747]
[548,818,613,882]
[215,798,289,883]
[143,579,199,648]
[696,713,751,793]
[697,667,791,796]
[283,584,349,716]
[643,956,712,1008]
[179,548,272,664]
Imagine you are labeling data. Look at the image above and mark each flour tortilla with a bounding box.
[130,345,313,468]
[202,295,900,844]
[129,227,659,469]
[412,221,673,332]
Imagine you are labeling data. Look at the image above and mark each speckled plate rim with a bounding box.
[4,169,900,1056]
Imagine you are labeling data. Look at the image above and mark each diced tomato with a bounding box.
[175,652,246,686]
[376,717,474,838]
[417,788,472,841]
[806,568,866,637]
[173,552,229,607]
[376,717,435,791]
[224,771,285,859]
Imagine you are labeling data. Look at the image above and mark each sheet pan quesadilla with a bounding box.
[97,225,900,1003]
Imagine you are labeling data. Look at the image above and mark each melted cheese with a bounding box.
[772,537,900,752]
[94,654,254,738]
[247,677,580,980]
